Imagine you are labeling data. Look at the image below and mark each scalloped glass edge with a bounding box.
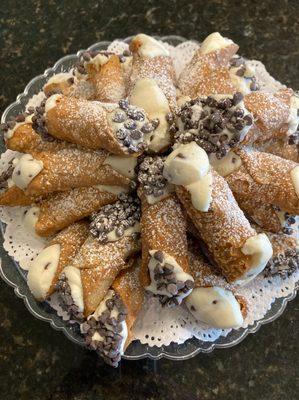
[0,35,298,362]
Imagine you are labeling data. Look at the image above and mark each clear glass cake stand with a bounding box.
[0,35,297,361]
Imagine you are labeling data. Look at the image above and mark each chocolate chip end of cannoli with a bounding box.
[31,99,56,142]
[110,100,156,154]
[89,193,140,243]
[173,93,253,159]
[55,274,85,322]
[148,251,195,308]
[81,291,128,368]
[137,156,169,198]
[264,248,299,278]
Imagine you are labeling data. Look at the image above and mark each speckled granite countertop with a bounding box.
[0,1,298,399]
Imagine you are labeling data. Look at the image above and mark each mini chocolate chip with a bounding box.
[243,114,253,126]
[232,92,244,105]
[167,283,178,295]
[123,49,131,57]
[212,300,218,304]
[44,262,51,270]
[190,305,196,311]
[119,99,129,110]
[82,51,91,61]
[15,114,26,122]
[185,280,194,289]
[154,250,164,263]
[130,130,142,141]
[67,77,75,84]
[113,111,126,123]
[151,118,160,128]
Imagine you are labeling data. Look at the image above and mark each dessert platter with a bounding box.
[0,33,298,366]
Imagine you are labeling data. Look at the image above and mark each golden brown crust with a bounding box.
[253,138,299,163]
[176,170,256,282]
[138,190,189,287]
[25,147,130,196]
[47,221,89,295]
[129,39,177,111]
[243,89,293,142]
[227,148,299,214]
[86,55,126,103]
[46,96,132,155]
[6,123,71,153]
[234,193,282,233]
[178,44,239,98]
[0,185,37,206]
[35,186,118,237]
[112,258,144,349]
[74,235,140,316]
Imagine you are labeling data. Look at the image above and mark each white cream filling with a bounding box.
[85,53,109,70]
[200,32,234,55]
[7,178,14,188]
[164,143,213,211]
[28,244,61,300]
[45,72,73,86]
[287,95,299,135]
[45,93,62,113]
[291,166,299,198]
[130,78,171,152]
[237,233,273,285]
[95,184,129,195]
[185,173,213,212]
[146,250,194,303]
[23,206,40,234]
[63,266,84,312]
[133,34,169,57]
[107,222,140,242]
[185,287,244,329]
[209,151,242,177]
[85,289,128,355]
[145,184,174,205]
[164,142,210,185]
[5,114,33,140]
[104,155,137,179]
[12,154,44,190]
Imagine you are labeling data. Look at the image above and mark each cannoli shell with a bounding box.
[227,148,299,215]
[138,189,189,287]
[178,44,239,98]
[6,123,72,153]
[26,148,130,196]
[112,258,144,349]
[35,186,118,237]
[74,235,140,316]
[47,221,89,296]
[176,170,256,282]
[46,96,132,155]
[87,55,126,103]
[0,185,37,206]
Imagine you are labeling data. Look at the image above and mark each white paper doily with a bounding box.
[0,39,298,348]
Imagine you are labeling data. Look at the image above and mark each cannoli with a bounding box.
[172,92,254,159]
[11,147,131,196]
[44,94,153,155]
[185,240,247,329]
[27,221,89,301]
[178,32,239,98]
[56,194,141,317]
[234,193,297,235]
[43,72,75,97]
[164,142,273,284]
[263,231,298,278]
[25,185,127,237]
[228,55,259,95]
[129,34,177,152]
[2,101,76,153]
[83,53,126,102]
[253,138,299,163]
[223,147,299,215]
[137,156,194,306]
[243,89,299,144]
[0,163,37,206]
[80,258,144,367]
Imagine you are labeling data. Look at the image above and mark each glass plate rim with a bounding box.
[0,35,298,362]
